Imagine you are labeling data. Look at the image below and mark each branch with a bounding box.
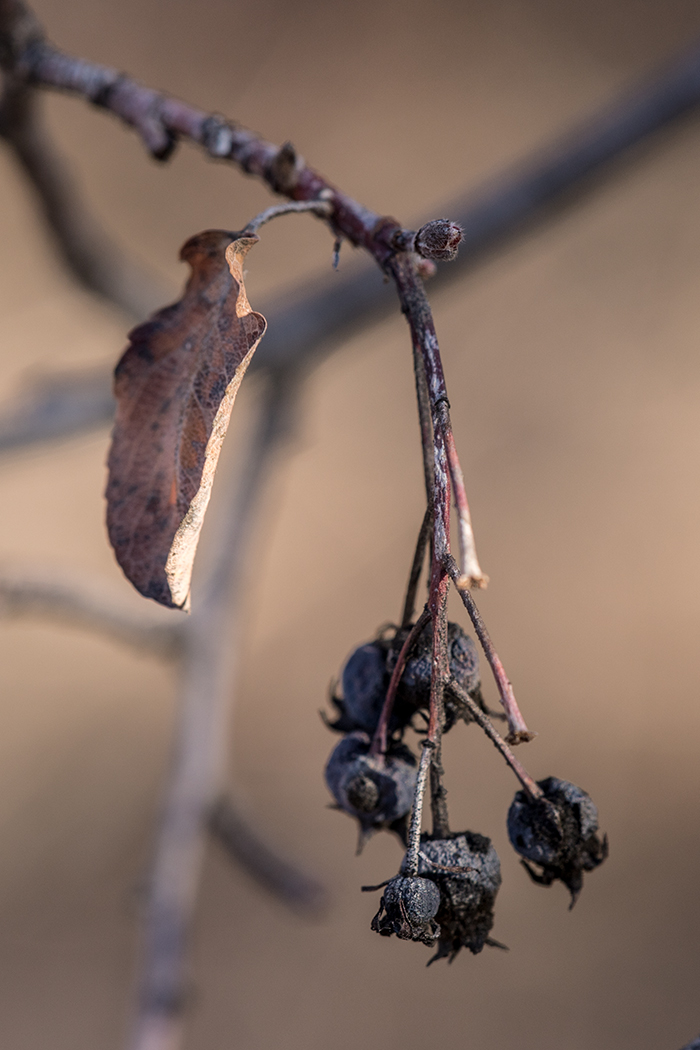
[0,2,169,319]
[436,399,488,590]
[208,796,328,915]
[0,365,116,454]
[0,0,437,275]
[403,741,434,876]
[0,571,182,658]
[400,508,431,629]
[384,251,459,839]
[5,0,700,311]
[4,33,700,450]
[128,371,304,1050]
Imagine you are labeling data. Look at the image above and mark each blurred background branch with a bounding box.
[3,32,700,453]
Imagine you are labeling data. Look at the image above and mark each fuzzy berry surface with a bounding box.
[507,776,608,905]
[403,830,503,962]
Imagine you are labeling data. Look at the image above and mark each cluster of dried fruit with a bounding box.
[100,214,607,966]
[324,622,483,844]
[324,625,608,963]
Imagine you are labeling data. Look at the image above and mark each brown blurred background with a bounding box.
[2,0,700,1047]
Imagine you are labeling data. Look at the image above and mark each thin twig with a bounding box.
[411,338,435,513]
[387,253,477,576]
[400,508,431,629]
[447,679,543,801]
[427,573,450,839]
[447,555,535,745]
[0,3,421,269]
[208,796,328,915]
[128,371,302,1050]
[403,741,434,877]
[435,400,488,590]
[242,197,332,235]
[5,12,700,333]
[417,852,473,875]
[387,250,458,839]
[4,35,700,451]
[369,606,430,759]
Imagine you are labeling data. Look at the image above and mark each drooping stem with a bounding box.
[435,399,488,590]
[370,606,430,759]
[427,568,450,838]
[389,251,457,840]
[447,680,543,801]
[400,508,431,629]
[447,555,535,745]
[425,419,451,838]
[403,741,434,876]
[242,197,332,234]
[411,339,435,511]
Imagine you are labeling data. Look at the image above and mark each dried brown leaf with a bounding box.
[106,230,266,610]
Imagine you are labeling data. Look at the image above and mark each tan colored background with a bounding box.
[1,1,700,1047]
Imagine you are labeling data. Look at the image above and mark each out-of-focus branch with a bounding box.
[209,796,328,915]
[3,32,700,451]
[0,365,116,453]
[0,1,169,318]
[0,571,182,658]
[128,371,304,1050]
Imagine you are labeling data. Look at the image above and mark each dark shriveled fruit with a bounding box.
[403,831,503,963]
[397,621,482,730]
[507,776,608,906]
[341,642,385,731]
[325,642,391,734]
[324,732,417,840]
[371,876,441,945]
[325,622,484,737]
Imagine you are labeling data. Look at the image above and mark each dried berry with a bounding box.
[397,620,482,730]
[325,642,388,734]
[325,621,484,740]
[370,875,441,945]
[404,831,503,962]
[507,776,608,905]
[325,636,419,736]
[324,732,417,841]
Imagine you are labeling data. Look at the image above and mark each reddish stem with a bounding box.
[436,400,488,590]
[447,680,543,801]
[447,556,535,744]
[400,508,431,629]
[4,28,426,270]
[369,606,430,758]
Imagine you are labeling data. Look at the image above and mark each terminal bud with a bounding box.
[414,219,462,261]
